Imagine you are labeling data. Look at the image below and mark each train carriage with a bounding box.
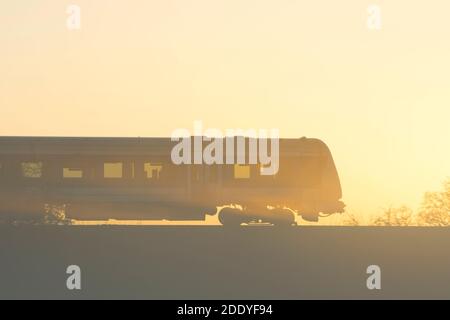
[0,136,345,225]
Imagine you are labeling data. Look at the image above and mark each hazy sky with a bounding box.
[1,1,449,218]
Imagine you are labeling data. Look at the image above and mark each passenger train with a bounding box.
[0,136,345,226]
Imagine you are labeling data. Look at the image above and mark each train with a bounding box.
[0,136,345,226]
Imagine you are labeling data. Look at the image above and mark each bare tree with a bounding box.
[372,206,414,226]
[418,179,450,226]
[342,212,360,226]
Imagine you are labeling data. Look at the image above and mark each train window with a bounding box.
[234,164,250,179]
[104,162,123,178]
[63,168,83,178]
[144,163,163,179]
[21,162,43,178]
[272,156,320,187]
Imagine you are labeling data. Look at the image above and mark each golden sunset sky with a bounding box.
[1,1,449,220]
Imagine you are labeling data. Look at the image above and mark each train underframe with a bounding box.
[0,190,344,226]
[218,206,297,227]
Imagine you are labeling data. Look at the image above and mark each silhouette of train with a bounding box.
[0,136,344,226]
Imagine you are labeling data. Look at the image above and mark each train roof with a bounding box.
[0,136,329,157]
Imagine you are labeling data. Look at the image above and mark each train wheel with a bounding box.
[218,208,245,227]
[267,209,296,227]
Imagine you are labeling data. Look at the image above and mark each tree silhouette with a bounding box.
[43,204,72,225]
[342,212,360,226]
[418,179,450,226]
[372,206,414,226]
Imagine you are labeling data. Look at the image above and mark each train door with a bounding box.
[189,164,219,211]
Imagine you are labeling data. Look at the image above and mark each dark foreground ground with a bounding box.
[1,225,450,299]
